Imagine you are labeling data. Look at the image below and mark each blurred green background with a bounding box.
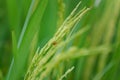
[0,0,120,80]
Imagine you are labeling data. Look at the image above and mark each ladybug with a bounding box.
[52,41,57,46]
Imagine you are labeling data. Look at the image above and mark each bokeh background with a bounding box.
[0,0,120,80]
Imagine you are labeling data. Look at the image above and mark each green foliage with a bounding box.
[0,0,119,80]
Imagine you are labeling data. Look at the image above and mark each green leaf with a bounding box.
[7,0,48,79]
